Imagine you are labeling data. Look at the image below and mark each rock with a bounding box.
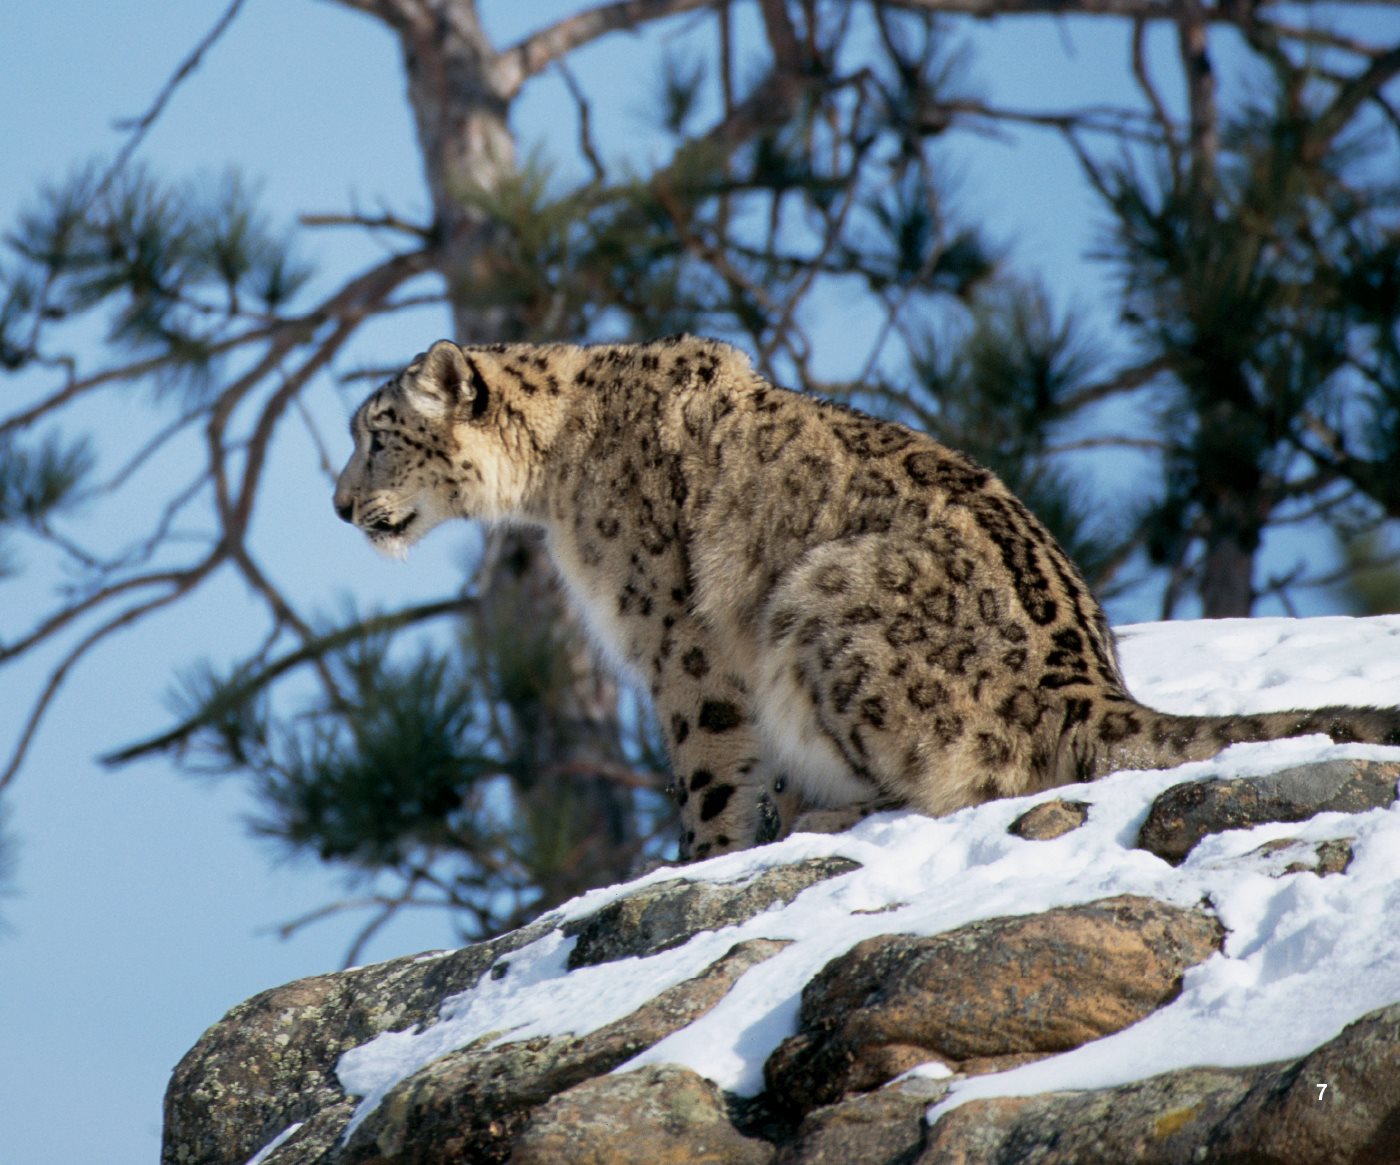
[774,1077,948,1165]
[1249,835,1355,876]
[565,856,860,968]
[1303,836,1354,874]
[341,938,787,1164]
[162,912,560,1165]
[1008,799,1089,840]
[1137,758,1400,864]
[511,1064,774,1165]
[1211,1000,1400,1163]
[244,1110,358,1165]
[163,925,784,1165]
[764,895,1222,1118]
[918,1066,1265,1165]
[918,1002,1400,1165]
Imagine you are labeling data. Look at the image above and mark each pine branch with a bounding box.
[102,598,479,765]
[0,322,284,436]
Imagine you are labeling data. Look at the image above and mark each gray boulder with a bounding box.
[1137,757,1399,864]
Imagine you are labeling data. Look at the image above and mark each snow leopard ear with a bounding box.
[405,340,490,421]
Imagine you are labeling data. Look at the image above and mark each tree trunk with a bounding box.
[1198,512,1256,617]
[1191,391,1266,619]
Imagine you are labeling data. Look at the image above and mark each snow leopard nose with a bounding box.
[334,494,355,524]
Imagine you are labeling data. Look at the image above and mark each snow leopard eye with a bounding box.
[368,432,386,456]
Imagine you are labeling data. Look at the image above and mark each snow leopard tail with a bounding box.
[1074,702,1400,782]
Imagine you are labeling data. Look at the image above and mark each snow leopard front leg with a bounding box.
[655,674,791,861]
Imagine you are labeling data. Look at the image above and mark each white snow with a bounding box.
[244,1123,303,1165]
[334,616,1400,1137]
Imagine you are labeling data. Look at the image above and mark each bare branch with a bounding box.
[931,97,1166,143]
[1059,355,1173,411]
[543,759,664,790]
[318,0,422,33]
[74,472,208,577]
[1176,0,1220,178]
[99,0,248,196]
[1266,18,1398,59]
[1311,44,1400,153]
[758,0,805,73]
[227,249,431,536]
[298,396,339,482]
[1046,434,1168,454]
[884,0,1400,19]
[85,408,208,508]
[300,210,432,237]
[1,577,213,792]
[494,0,717,98]
[556,59,607,183]
[2,566,205,667]
[205,259,427,707]
[0,245,432,794]
[1133,19,1181,176]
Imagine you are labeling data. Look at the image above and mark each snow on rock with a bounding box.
[165,617,1400,1165]
[243,1124,302,1165]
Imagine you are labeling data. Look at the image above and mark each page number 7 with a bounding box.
[1316,1083,1328,1100]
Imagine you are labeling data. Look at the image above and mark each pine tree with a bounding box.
[1091,56,1400,616]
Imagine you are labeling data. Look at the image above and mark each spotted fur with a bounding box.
[334,337,1400,859]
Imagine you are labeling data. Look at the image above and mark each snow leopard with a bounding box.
[334,336,1400,859]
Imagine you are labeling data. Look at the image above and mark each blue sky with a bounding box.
[1,4,1396,1164]
[0,6,454,1162]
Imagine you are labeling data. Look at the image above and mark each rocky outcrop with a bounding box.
[164,757,1400,1165]
[162,911,565,1165]
[164,859,856,1165]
